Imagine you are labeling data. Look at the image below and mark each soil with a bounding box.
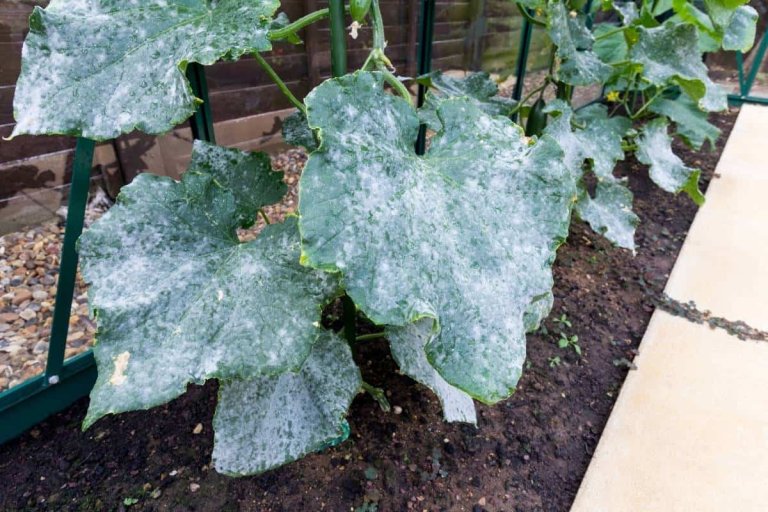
[0,109,738,512]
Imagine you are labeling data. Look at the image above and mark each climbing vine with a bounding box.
[11,0,756,474]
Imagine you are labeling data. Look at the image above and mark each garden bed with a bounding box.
[0,109,737,512]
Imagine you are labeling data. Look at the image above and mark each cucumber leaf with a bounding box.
[637,117,705,205]
[649,92,721,150]
[80,143,340,428]
[543,100,636,250]
[282,110,319,152]
[547,1,613,86]
[576,180,639,252]
[387,319,477,424]
[299,72,577,403]
[418,71,517,131]
[212,331,361,475]
[12,0,280,140]
[188,141,287,228]
[629,22,727,111]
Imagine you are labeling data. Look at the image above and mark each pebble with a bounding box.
[12,289,32,305]
[0,202,108,392]
[19,309,36,321]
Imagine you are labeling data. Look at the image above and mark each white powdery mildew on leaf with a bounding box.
[636,117,704,205]
[12,0,279,139]
[212,331,361,475]
[189,140,287,227]
[79,144,340,428]
[719,6,758,52]
[387,319,476,424]
[418,71,517,132]
[576,181,639,252]
[299,72,577,403]
[547,1,613,86]
[648,92,721,150]
[543,100,637,251]
[629,22,727,112]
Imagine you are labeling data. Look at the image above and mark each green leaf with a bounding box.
[543,100,636,250]
[387,319,477,424]
[719,6,758,52]
[576,180,639,252]
[419,71,517,131]
[189,140,287,228]
[648,92,721,149]
[543,100,630,180]
[629,22,727,112]
[593,23,629,64]
[636,117,705,205]
[299,72,577,403]
[612,1,639,24]
[12,0,280,140]
[212,331,361,475]
[79,144,340,428]
[282,110,319,152]
[547,1,613,86]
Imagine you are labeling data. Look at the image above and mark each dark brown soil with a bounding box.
[0,110,738,512]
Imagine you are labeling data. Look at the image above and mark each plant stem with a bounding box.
[593,26,626,41]
[378,65,414,106]
[370,0,386,51]
[516,3,546,27]
[361,382,391,412]
[252,52,306,115]
[259,209,271,225]
[631,87,664,120]
[356,332,386,341]
[268,8,330,41]
[509,82,548,115]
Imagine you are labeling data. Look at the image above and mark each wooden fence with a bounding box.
[0,0,552,233]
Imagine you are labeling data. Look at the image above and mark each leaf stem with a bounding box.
[378,65,414,106]
[593,26,626,41]
[516,3,546,27]
[268,8,330,41]
[356,332,386,341]
[370,0,386,51]
[361,382,391,412]
[509,82,549,115]
[252,52,307,115]
[631,87,664,120]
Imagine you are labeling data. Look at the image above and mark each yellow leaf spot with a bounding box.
[110,351,130,386]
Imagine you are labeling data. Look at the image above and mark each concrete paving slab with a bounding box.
[570,104,768,512]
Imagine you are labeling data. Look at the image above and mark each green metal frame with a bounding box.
[0,63,216,444]
[0,0,540,445]
[729,29,768,106]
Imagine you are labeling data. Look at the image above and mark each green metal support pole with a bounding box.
[1,61,219,445]
[329,0,347,78]
[415,0,436,156]
[44,138,95,381]
[186,63,216,143]
[511,12,534,122]
[0,138,97,444]
[729,29,768,106]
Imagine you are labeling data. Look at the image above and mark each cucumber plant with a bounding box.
[10,0,756,475]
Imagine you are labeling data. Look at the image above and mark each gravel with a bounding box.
[0,148,307,393]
